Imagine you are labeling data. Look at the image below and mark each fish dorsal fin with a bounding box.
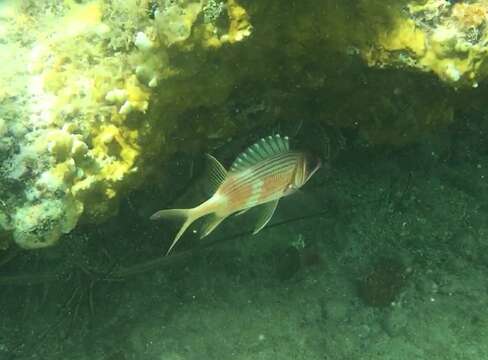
[205,154,227,193]
[230,134,290,173]
[253,199,279,235]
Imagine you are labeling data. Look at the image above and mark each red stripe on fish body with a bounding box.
[256,167,295,203]
[216,152,302,214]
[214,173,254,215]
[229,183,254,212]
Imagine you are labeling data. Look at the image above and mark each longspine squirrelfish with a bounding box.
[151,134,321,254]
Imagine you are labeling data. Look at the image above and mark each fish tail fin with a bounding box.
[150,208,201,255]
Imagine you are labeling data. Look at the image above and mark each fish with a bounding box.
[150,134,321,254]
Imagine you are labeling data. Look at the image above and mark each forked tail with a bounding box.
[150,208,200,254]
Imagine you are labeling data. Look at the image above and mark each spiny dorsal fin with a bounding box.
[230,134,290,173]
[205,154,227,193]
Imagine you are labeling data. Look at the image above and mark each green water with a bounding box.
[3,122,488,359]
[1,1,488,359]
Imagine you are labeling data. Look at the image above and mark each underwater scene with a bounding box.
[1,0,488,359]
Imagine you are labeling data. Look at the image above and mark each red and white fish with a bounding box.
[151,134,321,254]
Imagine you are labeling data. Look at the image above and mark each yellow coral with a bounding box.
[363,0,488,85]
[199,0,252,48]
[452,3,488,29]
[120,75,150,114]
[69,122,140,222]
[90,124,139,182]
[224,0,252,44]
[2,0,258,249]
[378,19,425,56]
[60,1,102,37]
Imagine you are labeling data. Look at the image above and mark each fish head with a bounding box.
[290,151,321,190]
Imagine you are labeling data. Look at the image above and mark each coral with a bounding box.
[155,1,203,46]
[0,0,252,249]
[363,0,488,86]
[12,198,83,249]
[198,0,252,48]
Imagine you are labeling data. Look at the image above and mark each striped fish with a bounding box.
[151,134,321,254]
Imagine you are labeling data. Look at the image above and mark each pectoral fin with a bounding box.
[253,200,279,235]
[199,214,226,239]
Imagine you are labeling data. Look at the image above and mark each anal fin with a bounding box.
[234,208,250,216]
[199,214,226,239]
[253,200,279,235]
